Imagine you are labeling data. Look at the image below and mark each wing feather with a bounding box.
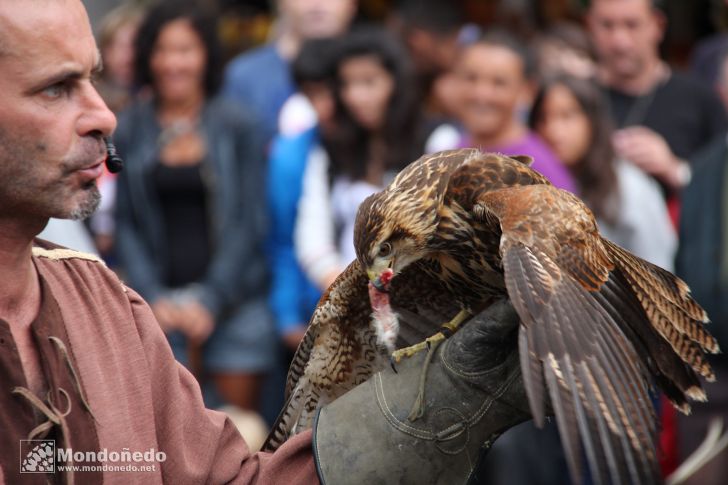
[483,183,669,483]
[604,239,719,377]
[504,242,660,483]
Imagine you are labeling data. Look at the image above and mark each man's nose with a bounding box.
[609,25,633,52]
[77,82,118,138]
[472,81,497,101]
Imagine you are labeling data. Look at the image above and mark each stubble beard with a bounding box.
[0,147,103,221]
[66,182,101,220]
[606,52,645,85]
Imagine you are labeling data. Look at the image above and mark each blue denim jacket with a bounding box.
[114,96,270,321]
[222,44,293,147]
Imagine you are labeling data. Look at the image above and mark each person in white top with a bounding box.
[294,26,459,290]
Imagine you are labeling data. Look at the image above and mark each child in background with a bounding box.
[530,75,676,270]
[267,38,339,351]
[294,27,455,291]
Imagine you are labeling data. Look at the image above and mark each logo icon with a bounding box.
[20,440,55,473]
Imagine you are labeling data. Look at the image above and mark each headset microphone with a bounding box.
[104,137,124,173]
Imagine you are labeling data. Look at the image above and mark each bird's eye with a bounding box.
[378,242,392,257]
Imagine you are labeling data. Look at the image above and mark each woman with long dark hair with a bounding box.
[326,27,423,183]
[114,0,276,415]
[530,74,676,269]
[294,26,457,291]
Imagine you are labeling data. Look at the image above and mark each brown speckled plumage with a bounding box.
[264,149,718,484]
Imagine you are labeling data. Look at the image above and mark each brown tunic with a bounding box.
[0,240,318,484]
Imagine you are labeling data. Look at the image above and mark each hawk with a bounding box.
[264,149,718,484]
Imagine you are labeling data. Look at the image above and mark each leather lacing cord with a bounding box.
[12,336,96,485]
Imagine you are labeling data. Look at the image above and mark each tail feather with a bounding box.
[605,240,718,355]
[262,376,321,452]
[602,239,716,411]
[284,325,318,400]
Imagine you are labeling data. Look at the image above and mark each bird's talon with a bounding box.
[390,356,398,374]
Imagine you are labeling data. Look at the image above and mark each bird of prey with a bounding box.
[264,148,718,484]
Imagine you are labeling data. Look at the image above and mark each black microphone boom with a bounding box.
[104,137,124,173]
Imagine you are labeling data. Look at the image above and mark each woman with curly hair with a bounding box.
[114,0,276,414]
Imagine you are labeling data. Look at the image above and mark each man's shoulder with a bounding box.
[32,238,104,265]
[226,44,283,78]
[32,238,139,317]
[269,127,319,177]
[32,238,127,293]
[663,71,716,99]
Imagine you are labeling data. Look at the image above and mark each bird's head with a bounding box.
[354,187,436,291]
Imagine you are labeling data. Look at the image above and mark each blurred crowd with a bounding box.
[51,0,728,481]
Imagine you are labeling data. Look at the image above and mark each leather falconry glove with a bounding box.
[313,299,532,484]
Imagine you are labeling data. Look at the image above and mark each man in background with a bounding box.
[222,0,356,147]
[388,0,467,118]
[587,0,726,203]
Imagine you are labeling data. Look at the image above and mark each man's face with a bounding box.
[455,43,529,141]
[301,81,335,131]
[588,0,664,82]
[280,0,355,39]
[0,0,116,222]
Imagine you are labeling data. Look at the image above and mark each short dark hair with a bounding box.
[133,0,222,97]
[292,37,339,88]
[393,0,465,36]
[587,0,665,13]
[471,29,536,80]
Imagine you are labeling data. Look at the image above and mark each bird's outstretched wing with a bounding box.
[263,259,459,451]
[477,183,718,484]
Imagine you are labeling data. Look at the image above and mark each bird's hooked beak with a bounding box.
[368,267,394,292]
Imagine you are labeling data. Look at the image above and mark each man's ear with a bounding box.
[585,8,596,34]
[651,7,667,45]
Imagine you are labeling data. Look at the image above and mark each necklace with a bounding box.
[157,119,198,148]
[610,62,671,128]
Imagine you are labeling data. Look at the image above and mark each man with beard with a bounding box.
[587,0,726,198]
[0,1,532,483]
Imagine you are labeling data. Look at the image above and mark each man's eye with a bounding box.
[42,83,68,98]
